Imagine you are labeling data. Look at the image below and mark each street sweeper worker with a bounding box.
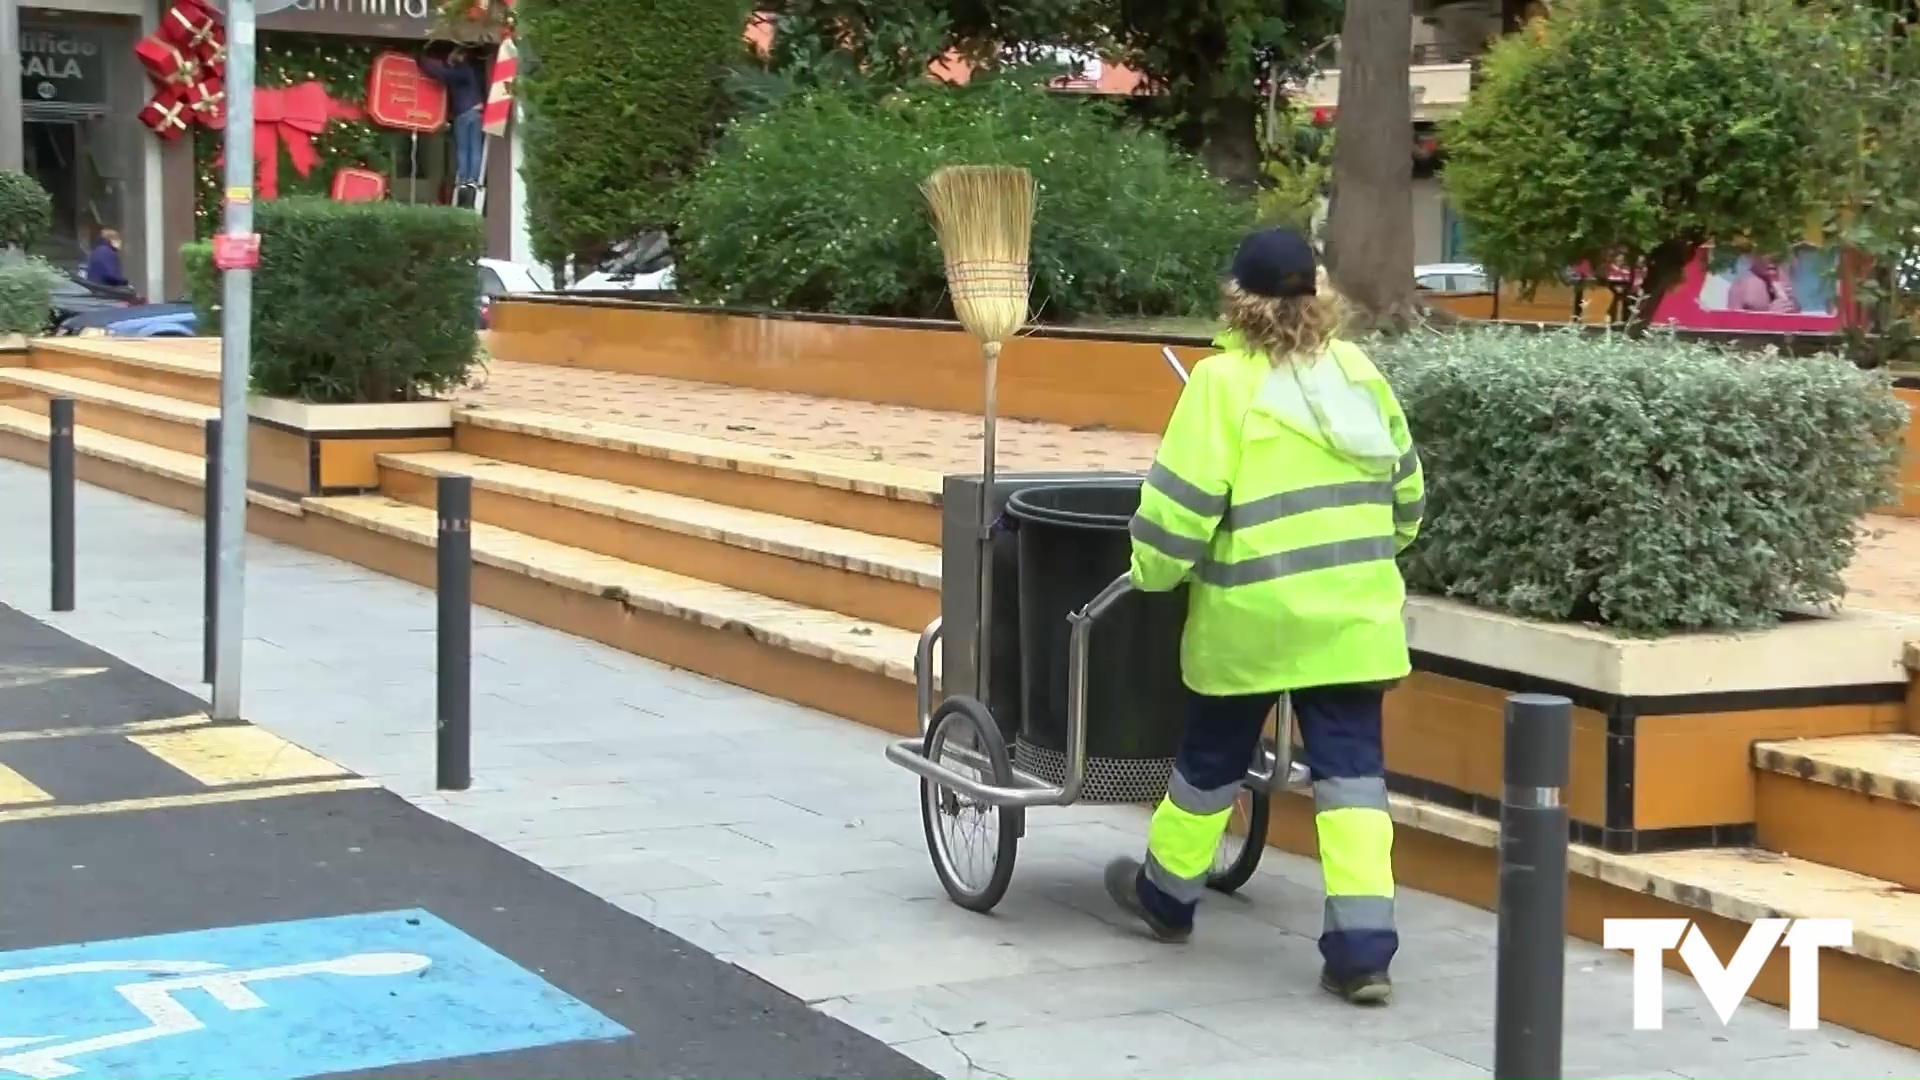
[1105,226,1424,1007]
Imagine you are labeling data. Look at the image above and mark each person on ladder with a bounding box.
[420,45,487,203]
[1104,227,1425,1006]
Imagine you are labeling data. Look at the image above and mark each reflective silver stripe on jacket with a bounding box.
[1221,479,1395,533]
[1147,461,1228,518]
[1392,449,1421,485]
[1130,513,1209,563]
[1194,535,1398,588]
[1393,497,1425,527]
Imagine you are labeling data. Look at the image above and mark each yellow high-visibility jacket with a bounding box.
[1129,333,1423,696]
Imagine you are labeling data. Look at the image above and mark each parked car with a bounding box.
[56,302,195,338]
[1414,262,1491,294]
[565,232,675,294]
[48,271,141,331]
[478,257,552,329]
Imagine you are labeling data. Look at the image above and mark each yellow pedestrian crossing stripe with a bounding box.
[0,715,370,826]
[0,763,53,806]
[128,725,351,787]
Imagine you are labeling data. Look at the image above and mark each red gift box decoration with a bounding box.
[135,35,200,87]
[194,28,226,79]
[185,77,225,128]
[330,167,389,203]
[366,52,447,132]
[138,88,192,140]
[160,0,218,49]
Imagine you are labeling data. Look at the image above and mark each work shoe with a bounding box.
[1103,857,1192,944]
[1320,966,1392,1006]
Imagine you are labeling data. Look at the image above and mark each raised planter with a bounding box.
[1388,596,1917,852]
[488,297,1200,434]
[1885,382,1920,518]
[246,396,453,501]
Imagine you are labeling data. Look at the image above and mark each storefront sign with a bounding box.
[20,27,108,109]
[261,0,434,38]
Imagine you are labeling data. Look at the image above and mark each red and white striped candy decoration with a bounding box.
[481,0,517,138]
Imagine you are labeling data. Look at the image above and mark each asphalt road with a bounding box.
[0,603,934,1080]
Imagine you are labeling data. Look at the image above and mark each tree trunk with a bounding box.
[1326,0,1417,331]
[1199,95,1262,189]
[1625,240,1697,337]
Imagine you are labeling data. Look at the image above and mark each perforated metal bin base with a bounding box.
[1015,737,1175,804]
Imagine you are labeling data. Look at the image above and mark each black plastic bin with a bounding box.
[1005,481,1188,793]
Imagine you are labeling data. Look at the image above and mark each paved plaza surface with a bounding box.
[0,603,925,1080]
[4,458,1920,1079]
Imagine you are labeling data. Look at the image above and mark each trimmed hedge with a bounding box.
[517,0,751,269]
[183,200,484,404]
[676,82,1252,321]
[0,255,56,334]
[0,171,51,251]
[1372,330,1905,634]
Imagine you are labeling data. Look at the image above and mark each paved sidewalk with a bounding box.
[3,458,1920,1079]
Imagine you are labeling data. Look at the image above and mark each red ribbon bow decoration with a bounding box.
[251,82,363,199]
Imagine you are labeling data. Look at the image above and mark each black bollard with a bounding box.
[203,417,220,684]
[436,474,473,791]
[48,397,75,612]
[1494,692,1572,1080]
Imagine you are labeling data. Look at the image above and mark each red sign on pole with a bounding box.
[212,233,261,271]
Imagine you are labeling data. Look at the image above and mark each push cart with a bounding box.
[883,348,1312,914]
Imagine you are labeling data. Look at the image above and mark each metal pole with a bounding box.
[202,418,220,685]
[436,474,472,791]
[1494,692,1572,1080]
[48,396,72,612]
[0,0,23,174]
[211,0,256,721]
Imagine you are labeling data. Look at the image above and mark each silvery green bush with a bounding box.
[1369,329,1906,635]
[0,254,56,336]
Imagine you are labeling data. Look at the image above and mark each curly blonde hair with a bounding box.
[1221,274,1348,365]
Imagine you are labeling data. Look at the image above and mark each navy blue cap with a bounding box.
[1231,228,1318,299]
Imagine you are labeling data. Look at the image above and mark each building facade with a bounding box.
[1,0,529,302]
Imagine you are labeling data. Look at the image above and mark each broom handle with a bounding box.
[974,340,1001,703]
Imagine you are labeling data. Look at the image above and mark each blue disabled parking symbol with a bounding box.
[0,909,629,1079]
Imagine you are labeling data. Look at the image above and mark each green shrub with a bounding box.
[181,240,218,334]
[518,0,752,269]
[676,82,1253,322]
[1371,330,1905,634]
[248,199,483,404]
[0,255,56,334]
[0,171,51,250]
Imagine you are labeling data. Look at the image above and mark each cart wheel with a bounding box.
[919,695,1021,913]
[1207,780,1272,894]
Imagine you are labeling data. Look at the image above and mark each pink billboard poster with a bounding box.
[1651,244,1847,333]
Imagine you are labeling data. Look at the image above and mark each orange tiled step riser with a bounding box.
[376,458,940,633]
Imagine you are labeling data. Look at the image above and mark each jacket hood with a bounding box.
[1216,331,1400,474]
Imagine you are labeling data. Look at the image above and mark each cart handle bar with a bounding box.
[893,573,1135,809]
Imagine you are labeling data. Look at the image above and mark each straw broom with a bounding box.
[924,164,1037,704]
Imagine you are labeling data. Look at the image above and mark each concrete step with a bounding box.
[1277,790,1920,1048]
[0,404,297,518]
[378,450,940,633]
[28,337,221,406]
[301,494,925,733]
[452,407,944,545]
[0,368,214,456]
[1753,733,1920,890]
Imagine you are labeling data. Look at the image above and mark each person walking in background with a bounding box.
[84,228,127,288]
[1106,227,1424,1006]
[420,46,486,193]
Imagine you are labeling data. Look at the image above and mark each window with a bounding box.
[477,266,507,299]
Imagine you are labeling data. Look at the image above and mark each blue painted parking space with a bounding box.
[0,910,628,1080]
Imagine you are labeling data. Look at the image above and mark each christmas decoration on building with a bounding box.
[367,51,447,132]
[331,167,390,203]
[480,0,517,138]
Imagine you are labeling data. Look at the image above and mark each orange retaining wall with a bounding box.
[1890,387,1920,518]
[489,299,1193,435]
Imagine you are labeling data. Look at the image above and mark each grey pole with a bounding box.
[0,0,22,174]
[48,396,73,612]
[436,474,472,791]
[210,0,256,721]
[1494,692,1572,1080]
[202,417,220,685]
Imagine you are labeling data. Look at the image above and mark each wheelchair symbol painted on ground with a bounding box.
[0,953,432,1078]
[0,911,628,1080]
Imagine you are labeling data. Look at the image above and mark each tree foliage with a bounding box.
[517,0,752,270]
[1442,0,1838,331]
